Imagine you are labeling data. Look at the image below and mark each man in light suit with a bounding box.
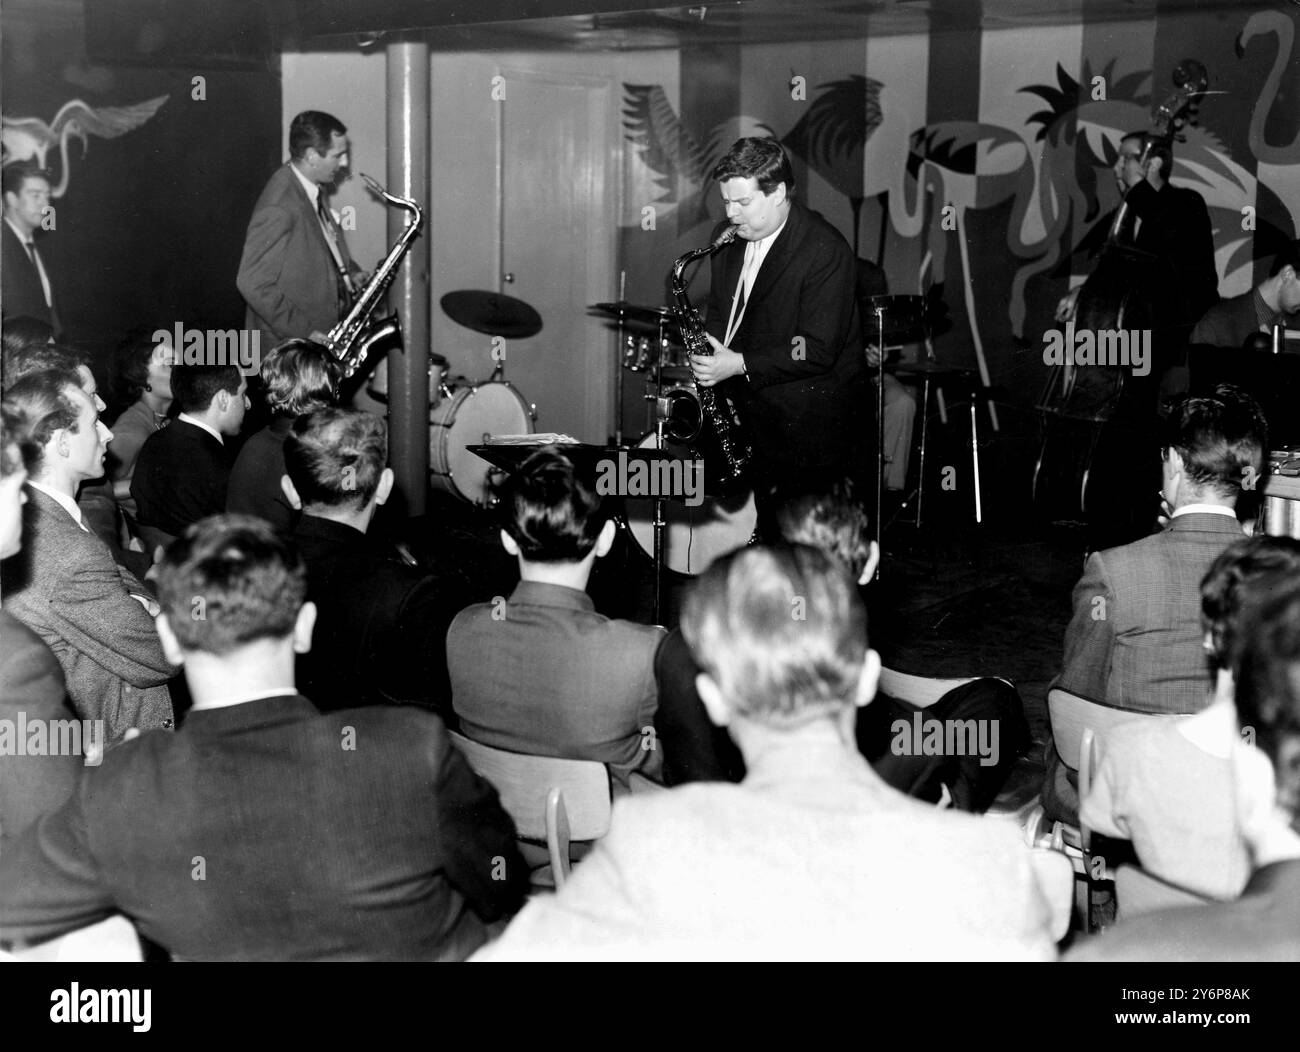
[0,402,81,849]
[477,545,1057,961]
[237,110,364,349]
[0,516,528,961]
[0,370,175,747]
[1,163,57,332]
[1045,384,1267,820]
[691,137,867,504]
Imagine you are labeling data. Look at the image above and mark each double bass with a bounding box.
[1034,60,1208,520]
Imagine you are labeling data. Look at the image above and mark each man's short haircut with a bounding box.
[499,447,605,562]
[712,137,796,197]
[155,514,306,656]
[1232,580,1300,826]
[1162,384,1267,499]
[289,110,347,160]
[2,337,81,395]
[1,369,83,475]
[776,481,872,580]
[1268,239,1300,279]
[171,362,242,414]
[2,162,50,198]
[681,543,868,727]
[284,408,387,510]
[1122,130,1172,178]
[261,339,339,416]
[0,402,36,478]
[1201,535,1300,671]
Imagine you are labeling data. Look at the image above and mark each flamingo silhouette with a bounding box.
[1,96,169,198]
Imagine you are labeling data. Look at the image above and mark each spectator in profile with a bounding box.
[131,362,248,541]
[283,408,459,716]
[448,447,664,790]
[478,544,1057,961]
[0,369,174,745]
[0,515,528,961]
[228,338,338,532]
[0,401,80,850]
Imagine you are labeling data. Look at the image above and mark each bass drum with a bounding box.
[429,381,533,505]
[623,432,756,576]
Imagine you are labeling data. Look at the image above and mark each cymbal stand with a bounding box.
[874,302,886,580]
[614,271,626,445]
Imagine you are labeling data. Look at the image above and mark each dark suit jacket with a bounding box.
[131,419,231,536]
[704,201,866,490]
[0,610,80,850]
[227,415,296,532]
[293,514,457,717]
[1189,290,1263,350]
[0,696,529,960]
[1124,180,1219,330]
[449,581,664,790]
[1,220,55,330]
[236,163,357,348]
[1058,511,1245,715]
[0,489,174,744]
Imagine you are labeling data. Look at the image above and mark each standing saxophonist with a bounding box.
[688,138,867,516]
[238,111,366,349]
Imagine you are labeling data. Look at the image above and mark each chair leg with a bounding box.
[545,788,571,889]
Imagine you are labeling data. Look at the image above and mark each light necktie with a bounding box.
[725,241,757,347]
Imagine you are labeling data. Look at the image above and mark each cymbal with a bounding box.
[589,301,677,326]
[597,315,682,338]
[441,290,542,338]
[860,293,929,343]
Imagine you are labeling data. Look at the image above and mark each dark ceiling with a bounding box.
[3,0,1261,62]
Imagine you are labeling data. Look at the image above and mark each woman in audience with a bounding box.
[227,339,338,532]
[104,331,175,517]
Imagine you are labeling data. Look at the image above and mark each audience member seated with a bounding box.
[448,447,664,790]
[1081,535,1300,901]
[655,483,1030,811]
[477,544,1058,961]
[1190,239,1299,350]
[1068,578,1300,961]
[0,515,528,961]
[283,408,459,716]
[1,318,55,377]
[0,403,80,849]
[228,339,337,531]
[0,370,174,745]
[131,362,248,540]
[102,330,175,518]
[1045,384,1267,822]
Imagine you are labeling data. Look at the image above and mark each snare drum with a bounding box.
[429,381,534,504]
[623,431,756,576]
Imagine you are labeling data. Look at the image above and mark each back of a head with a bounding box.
[172,362,241,415]
[155,514,306,656]
[1232,580,1300,829]
[775,481,872,580]
[1201,535,1300,670]
[260,339,340,417]
[2,338,80,396]
[0,401,35,478]
[283,407,386,511]
[2,368,83,477]
[711,137,796,197]
[500,447,604,563]
[681,543,867,726]
[1163,384,1267,500]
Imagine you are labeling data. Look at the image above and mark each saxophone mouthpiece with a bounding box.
[713,225,740,249]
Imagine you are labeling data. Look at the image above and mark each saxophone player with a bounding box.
[237,111,366,351]
[688,138,868,514]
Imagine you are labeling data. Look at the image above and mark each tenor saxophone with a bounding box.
[670,225,750,482]
[326,173,424,379]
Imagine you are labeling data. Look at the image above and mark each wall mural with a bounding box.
[620,7,1300,409]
